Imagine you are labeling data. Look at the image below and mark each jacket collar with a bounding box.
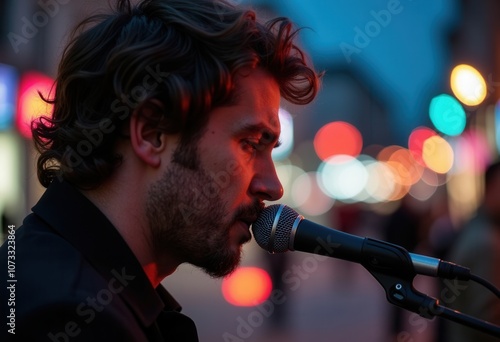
[32,180,182,327]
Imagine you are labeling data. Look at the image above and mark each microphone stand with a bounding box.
[359,238,500,338]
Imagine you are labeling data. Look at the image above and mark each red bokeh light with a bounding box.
[313,121,362,160]
[408,126,437,166]
[16,71,54,138]
[221,267,272,307]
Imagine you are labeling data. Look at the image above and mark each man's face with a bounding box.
[146,68,283,278]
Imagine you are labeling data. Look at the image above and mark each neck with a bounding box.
[80,182,178,288]
[142,261,179,288]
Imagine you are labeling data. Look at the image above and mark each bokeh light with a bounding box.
[377,146,421,200]
[0,63,18,131]
[16,71,54,138]
[221,267,272,306]
[422,135,454,174]
[384,163,411,201]
[272,108,294,161]
[450,64,487,106]
[408,126,437,166]
[313,121,362,160]
[420,167,446,187]
[291,171,335,216]
[275,162,306,207]
[450,129,491,174]
[409,177,437,201]
[377,145,401,162]
[386,147,424,186]
[317,155,368,201]
[0,134,22,212]
[350,155,376,203]
[429,94,466,136]
[363,160,396,202]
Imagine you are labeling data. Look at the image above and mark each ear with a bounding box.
[129,100,170,168]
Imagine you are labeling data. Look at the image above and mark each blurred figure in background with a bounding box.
[443,160,500,341]
[382,195,426,340]
[419,186,457,342]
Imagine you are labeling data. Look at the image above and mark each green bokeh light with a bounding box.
[429,94,466,136]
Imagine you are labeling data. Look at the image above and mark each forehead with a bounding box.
[207,68,281,134]
[230,69,281,129]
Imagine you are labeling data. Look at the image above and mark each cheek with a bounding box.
[225,159,244,180]
[200,143,253,197]
[215,159,252,197]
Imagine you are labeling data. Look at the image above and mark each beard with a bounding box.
[145,155,260,278]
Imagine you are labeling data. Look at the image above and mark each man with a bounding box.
[443,161,500,341]
[0,0,320,341]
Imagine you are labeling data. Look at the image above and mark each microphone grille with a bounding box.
[252,204,300,253]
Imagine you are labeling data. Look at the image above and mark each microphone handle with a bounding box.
[292,218,414,277]
[292,219,471,280]
[292,219,365,264]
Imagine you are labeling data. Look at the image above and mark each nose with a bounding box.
[250,158,283,201]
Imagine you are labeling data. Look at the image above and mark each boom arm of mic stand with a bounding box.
[360,238,500,338]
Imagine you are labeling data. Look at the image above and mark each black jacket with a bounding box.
[1,180,198,341]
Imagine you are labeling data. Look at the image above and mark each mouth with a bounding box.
[234,202,264,239]
[239,214,259,232]
[240,215,258,226]
[238,220,251,230]
[240,203,264,223]
[235,220,252,243]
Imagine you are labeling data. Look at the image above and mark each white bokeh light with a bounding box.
[317,155,368,201]
[291,171,335,216]
[272,108,294,161]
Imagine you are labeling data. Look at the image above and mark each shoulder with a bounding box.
[1,215,147,341]
[9,299,144,341]
[2,213,97,303]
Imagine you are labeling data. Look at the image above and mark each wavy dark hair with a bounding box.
[32,0,321,189]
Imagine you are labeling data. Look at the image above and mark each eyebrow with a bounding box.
[237,123,282,148]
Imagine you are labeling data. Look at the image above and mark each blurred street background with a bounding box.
[1,0,500,341]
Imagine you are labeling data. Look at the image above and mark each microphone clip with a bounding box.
[359,238,500,338]
[360,238,438,318]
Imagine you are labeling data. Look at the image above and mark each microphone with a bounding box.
[252,204,470,280]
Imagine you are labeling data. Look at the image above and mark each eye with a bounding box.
[241,139,259,155]
[274,138,283,149]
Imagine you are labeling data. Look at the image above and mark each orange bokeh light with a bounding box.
[377,145,401,162]
[221,267,272,307]
[387,147,424,186]
[377,145,422,200]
